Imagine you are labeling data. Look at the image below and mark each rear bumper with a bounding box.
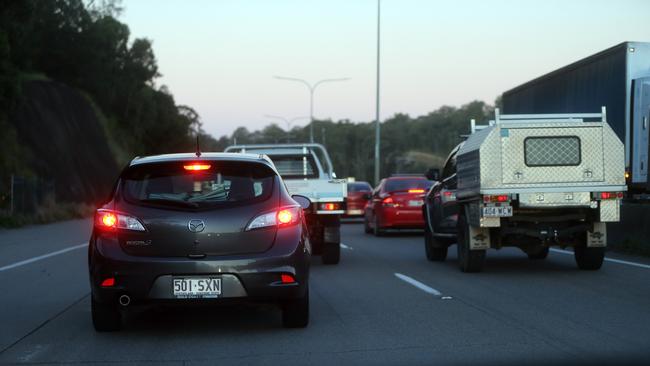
[378,208,425,228]
[89,233,310,305]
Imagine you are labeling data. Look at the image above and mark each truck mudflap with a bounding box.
[469,226,491,250]
[587,222,607,247]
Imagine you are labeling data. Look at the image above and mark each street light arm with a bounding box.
[312,77,351,90]
[273,75,312,90]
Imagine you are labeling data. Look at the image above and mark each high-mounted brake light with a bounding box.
[95,209,146,232]
[246,206,301,231]
[183,163,211,171]
[408,189,425,194]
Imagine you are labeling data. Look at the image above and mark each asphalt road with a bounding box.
[1,219,649,365]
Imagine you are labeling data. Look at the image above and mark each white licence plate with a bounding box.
[173,277,222,298]
[347,209,363,215]
[482,206,513,217]
[408,200,423,207]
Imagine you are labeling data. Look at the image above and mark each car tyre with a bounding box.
[91,296,121,332]
[282,286,309,328]
[424,223,447,261]
[457,212,485,272]
[574,245,604,270]
[321,242,340,264]
[527,246,549,260]
[364,216,372,234]
[373,216,384,237]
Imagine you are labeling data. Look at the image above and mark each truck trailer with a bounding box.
[502,41,650,193]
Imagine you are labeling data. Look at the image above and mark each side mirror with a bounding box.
[292,195,311,210]
[425,168,440,181]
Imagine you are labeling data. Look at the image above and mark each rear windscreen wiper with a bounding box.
[140,198,199,208]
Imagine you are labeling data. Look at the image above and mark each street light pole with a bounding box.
[264,115,309,143]
[273,76,349,143]
[374,0,381,185]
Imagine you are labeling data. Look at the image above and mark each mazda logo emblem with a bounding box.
[188,219,206,233]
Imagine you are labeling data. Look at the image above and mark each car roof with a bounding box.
[385,176,427,180]
[129,152,275,168]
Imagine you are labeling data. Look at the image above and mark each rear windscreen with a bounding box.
[269,155,318,179]
[385,179,432,192]
[348,182,372,192]
[121,161,275,209]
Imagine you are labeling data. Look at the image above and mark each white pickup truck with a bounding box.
[225,143,347,264]
[453,108,626,272]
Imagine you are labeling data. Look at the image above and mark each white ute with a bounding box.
[455,107,626,272]
[225,143,347,264]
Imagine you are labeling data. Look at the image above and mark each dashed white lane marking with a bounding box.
[0,242,88,272]
[550,248,650,270]
[340,243,353,250]
[394,273,442,296]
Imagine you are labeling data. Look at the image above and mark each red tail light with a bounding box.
[246,206,301,231]
[281,274,296,284]
[408,189,425,194]
[319,202,342,211]
[483,194,509,203]
[382,197,397,207]
[596,192,624,200]
[101,278,115,287]
[183,163,211,171]
[95,209,146,232]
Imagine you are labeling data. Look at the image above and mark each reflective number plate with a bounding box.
[173,278,221,298]
[408,200,423,207]
[482,206,513,217]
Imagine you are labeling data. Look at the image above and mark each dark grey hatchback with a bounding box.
[88,153,311,331]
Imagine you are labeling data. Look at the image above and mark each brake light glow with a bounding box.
[483,194,509,203]
[101,278,115,287]
[246,206,301,231]
[408,189,425,194]
[281,274,296,284]
[95,209,146,232]
[277,209,293,224]
[183,163,211,171]
[382,196,397,207]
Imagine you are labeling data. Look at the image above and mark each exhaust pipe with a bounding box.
[118,294,131,307]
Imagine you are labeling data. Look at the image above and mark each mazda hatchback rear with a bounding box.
[88,153,311,331]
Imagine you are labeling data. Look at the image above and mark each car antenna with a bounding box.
[195,135,202,157]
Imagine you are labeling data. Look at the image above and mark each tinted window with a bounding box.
[269,155,318,179]
[384,179,433,192]
[348,182,372,192]
[121,161,274,209]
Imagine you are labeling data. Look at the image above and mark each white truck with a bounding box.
[225,143,347,264]
[455,108,626,272]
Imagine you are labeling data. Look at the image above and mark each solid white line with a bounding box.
[340,243,353,250]
[0,243,88,272]
[394,273,442,296]
[549,248,650,270]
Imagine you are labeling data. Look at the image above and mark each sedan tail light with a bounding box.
[246,206,301,231]
[95,209,146,232]
[382,196,397,207]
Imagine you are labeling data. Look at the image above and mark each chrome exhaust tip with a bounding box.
[118,294,131,307]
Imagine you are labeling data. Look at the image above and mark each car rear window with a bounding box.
[384,179,432,192]
[269,155,318,179]
[121,161,275,209]
[348,182,372,192]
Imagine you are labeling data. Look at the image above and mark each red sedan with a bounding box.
[345,181,373,217]
[364,176,433,236]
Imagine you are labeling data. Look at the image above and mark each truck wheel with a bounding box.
[91,296,121,332]
[574,245,604,270]
[322,242,340,264]
[457,213,485,272]
[527,246,549,260]
[282,285,309,328]
[424,223,447,261]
